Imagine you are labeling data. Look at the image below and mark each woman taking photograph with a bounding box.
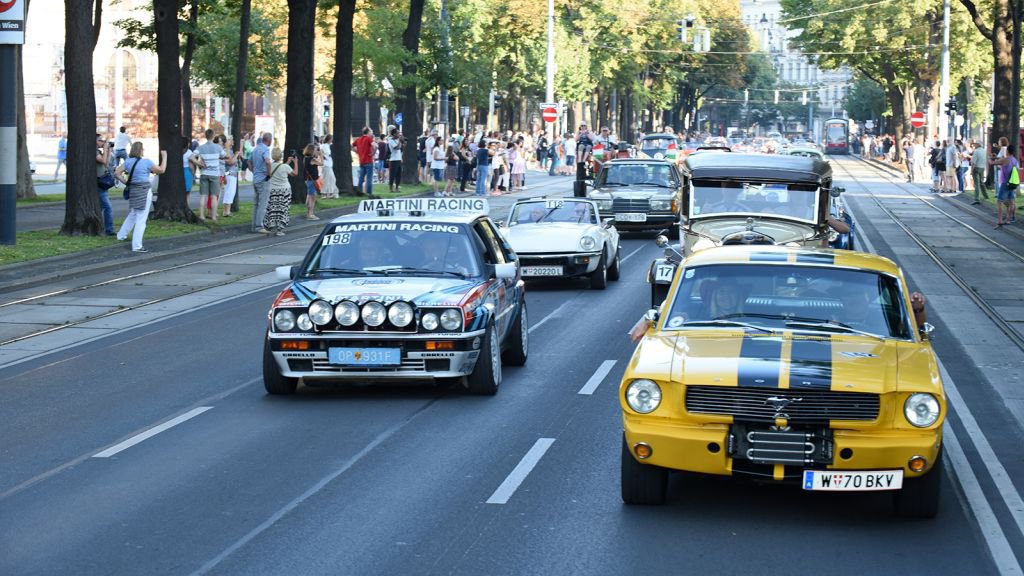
[302,143,323,220]
[264,148,298,236]
[115,141,167,253]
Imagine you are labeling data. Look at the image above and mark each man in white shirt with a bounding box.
[424,129,438,183]
[195,129,225,221]
[113,126,132,167]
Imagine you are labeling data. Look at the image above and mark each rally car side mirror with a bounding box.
[275,265,297,281]
[494,263,517,280]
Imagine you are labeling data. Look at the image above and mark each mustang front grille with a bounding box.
[685,386,879,423]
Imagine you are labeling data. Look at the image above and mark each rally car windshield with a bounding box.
[303,223,483,278]
[690,180,819,222]
[598,163,676,187]
[664,263,914,340]
[510,200,597,224]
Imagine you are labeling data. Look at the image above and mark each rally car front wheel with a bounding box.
[263,336,298,395]
[501,302,528,366]
[467,323,502,395]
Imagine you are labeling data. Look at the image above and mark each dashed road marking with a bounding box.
[619,245,646,264]
[578,360,616,395]
[93,407,213,458]
[486,438,555,504]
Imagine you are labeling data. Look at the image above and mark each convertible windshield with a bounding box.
[641,137,677,151]
[303,223,482,277]
[664,263,913,340]
[510,200,597,224]
[599,163,677,187]
[690,179,819,222]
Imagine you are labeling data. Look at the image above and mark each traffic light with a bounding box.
[493,92,504,108]
[944,98,957,115]
[677,15,694,42]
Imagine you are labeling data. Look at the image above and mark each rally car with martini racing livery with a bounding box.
[621,245,945,517]
[263,198,528,396]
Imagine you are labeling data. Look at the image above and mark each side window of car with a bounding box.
[474,220,507,264]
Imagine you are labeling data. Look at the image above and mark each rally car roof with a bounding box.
[328,211,483,226]
[682,245,901,276]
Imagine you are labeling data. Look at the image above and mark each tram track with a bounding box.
[830,156,1024,353]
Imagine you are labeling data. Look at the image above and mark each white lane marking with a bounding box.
[93,407,213,458]
[528,301,571,334]
[940,360,1024,537]
[192,401,435,575]
[619,245,645,264]
[943,424,1023,575]
[486,438,555,504]
[578,360,617,395]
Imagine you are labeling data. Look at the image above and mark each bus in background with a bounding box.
[823,118,850,155]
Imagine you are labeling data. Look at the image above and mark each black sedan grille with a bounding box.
[685,386,879,423]
[611,198,650,212]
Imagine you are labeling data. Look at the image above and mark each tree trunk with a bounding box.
[332,0,355,194]
[16,38,34,200]
[150,0,190,222]
[231,0,250,154]
[180,1,199,140]
[285,0,317,202]
[399,0,425,185]
[885,84,907,163]
[60,0,102,235]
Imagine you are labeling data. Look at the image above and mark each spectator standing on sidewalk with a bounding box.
[302,144,324,220]
[510,140,526,191]
[990,139,1017,226]
[536,130,549,171]
[970,140,989,205]
[219,135,241,218]
[443,139,460,196]
[250,132,273,234]
[376,136,389,184]
[95,134,115,236]
[353,127,376,197]
[264,148,297,236]
[386,128,404,193]
[902,136,914,182]
[195,129,224,222]
[475,138,495,196]
[320,134,338,199]
[957,140,969,194]
[458,138,473,193]
[115,142,166,253]
[54,134,67,179]
[113,126,132,168]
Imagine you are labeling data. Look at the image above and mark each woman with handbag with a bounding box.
[302,143,324,220]
[95,134,116,236]
[114,142,167,253]
[264,148,298,236]
[219,136,242,217]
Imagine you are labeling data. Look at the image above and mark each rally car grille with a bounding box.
[308,358,428,373]
[685,386,879,423]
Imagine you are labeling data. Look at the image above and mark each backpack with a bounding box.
[1009,163,1020,189]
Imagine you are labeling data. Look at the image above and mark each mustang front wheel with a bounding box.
[621,435,667,505]
[893,448,943,518]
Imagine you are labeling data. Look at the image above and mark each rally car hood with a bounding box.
[688,217,816,247]
[504,222,599,253]
[631,331,912,395]
[285,276,481,307]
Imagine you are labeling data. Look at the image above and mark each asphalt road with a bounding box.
[0,160,1019,575]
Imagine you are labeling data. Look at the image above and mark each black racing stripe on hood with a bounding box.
[789,337,833,390]
[738,335,782,388]
[796,253,835,265]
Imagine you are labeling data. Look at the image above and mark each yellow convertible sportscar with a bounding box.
[620,245,944,517]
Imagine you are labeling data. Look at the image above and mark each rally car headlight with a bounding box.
[388,301,414,328]
[308,300,333,326]
[440,309,462,331]
[579,236,598,251]
[362,301,386,327]
[421,312,439,331]
[650,199,672,211]
[335,301,360,327]
[904,393,941,427]
[296,313,314,332]
[625,379,662,414]
[273,309,296,332]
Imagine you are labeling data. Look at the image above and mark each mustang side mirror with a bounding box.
[275,265,297,281]
[494,262,517,279]
[655,235,670,248]
[919,322,935,339]
[643,308,660,322]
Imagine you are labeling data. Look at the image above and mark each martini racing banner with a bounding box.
[358,197,490,214]
[0,0,25,44]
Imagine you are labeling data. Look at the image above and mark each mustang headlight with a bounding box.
[904,393,940,427]
[388,301,414,327]
[440,309,462,331]
[650,199,672,211]
[421,312,439,331]
[579,236,598,251]
[361,301,386,327]
[828,230,839,243]
[625,379,662,414]
[308,300,333,326]
[273,309,296,332]
[296,313,314,332]
[335,301,360,327]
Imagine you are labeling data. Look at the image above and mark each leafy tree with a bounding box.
[332,0,355,193]
[190,5,286,98]
[846,74,886,124]
[284,0,317,200]
[958,0,1019,143]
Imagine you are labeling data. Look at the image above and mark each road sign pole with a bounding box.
[0,46,17,246]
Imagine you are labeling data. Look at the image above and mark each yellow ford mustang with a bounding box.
[620,245,944,517]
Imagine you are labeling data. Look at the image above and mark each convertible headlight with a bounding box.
[334,301,360,326]
[904,393,940,427]
[308,300,333,326]
[828,230,839,243]
[296,313,313,332]
[579,236,598,251]
[361,301,386,327]
[650,199,672,211]
[440,309,462,331]
[273,309,296,332]
[388,301,414,327]
[421,312,439,331]
[625,379,662,414]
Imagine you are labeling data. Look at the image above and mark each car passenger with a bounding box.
[417,233,470,275]
[707,186,750,213]
[704,280,745,319]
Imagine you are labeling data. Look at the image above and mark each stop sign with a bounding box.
[542,107,558,123]
[911,111,926,128]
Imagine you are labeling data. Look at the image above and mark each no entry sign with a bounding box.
[911,111,926,129]
[542,107,558,123]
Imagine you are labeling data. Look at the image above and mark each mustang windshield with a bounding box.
[510,200,597,224]
[303,223,482,277]
[598,163,676,187]
[665,263,914,340]
[690,179,819,222]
